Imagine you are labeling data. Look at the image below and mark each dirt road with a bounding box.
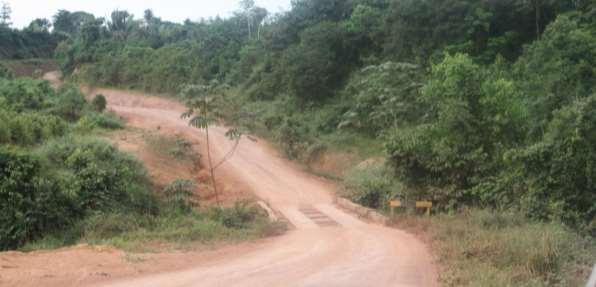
[95,87,437,287]
[2,75,437,286]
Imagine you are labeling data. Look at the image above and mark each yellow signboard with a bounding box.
[389,200,402,207]
[416,201,432,216]
[415,201,432,208]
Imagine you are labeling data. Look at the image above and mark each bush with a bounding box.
[339,62,424,135]
[91,94,107,112]
[81,213,153,240]
[386,54,527,209]
[277,118,310,160]
[162,179,196,212]
[343,162,401,209]
[510,95,596,232]
[0,148,72,250]
[76,112,124,131]
[41,138,155,215]
[0,63,14,79]
[209,202,265,229]
[0,110,66,145]
[51,85,87,121]
[0,77,55,111]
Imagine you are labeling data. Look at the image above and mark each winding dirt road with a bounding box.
[1,74,437,287]
[92,87,438,287]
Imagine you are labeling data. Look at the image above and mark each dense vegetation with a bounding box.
[0,2,62,59]
[0,72,138,249]
[0,73,274,251]
[55,0,596,236]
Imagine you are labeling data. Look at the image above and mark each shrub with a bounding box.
[162,179,196,212]
[77,112,124,131]
[343,162,401,209]
[0,148,72,250]
[0,63,14,79]
[277,118,309,160]
[386,54,527,209]
[81,213,153,240]
[91,94,107,112]
[51,85,87,121]
[509,94,596,232]
[0,110,66,145]
[0,78,55,111]
[41,138,155,215]
[209,202,265,229]
[339,62,424,135]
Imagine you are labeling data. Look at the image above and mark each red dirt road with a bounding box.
[1,76,438,287]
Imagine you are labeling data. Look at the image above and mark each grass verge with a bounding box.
[390,210,595,287]
[22,202,286,253]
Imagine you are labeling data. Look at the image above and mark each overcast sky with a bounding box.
[4,0,292,28]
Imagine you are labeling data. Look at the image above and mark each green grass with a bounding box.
[22,204,286,253]
[391,210,596,287]
[144,133,199,163]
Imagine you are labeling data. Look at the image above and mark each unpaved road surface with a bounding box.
[1,75,437,287]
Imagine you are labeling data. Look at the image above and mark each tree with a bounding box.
[108,10,134,40]
[80,18,103,47]
[181,83,242,206]
[283,22,354,101]
[143,9,154,24]
[0,1,11,27]
[240,0,255,40]
[27,18,51,32]
[53,10,71,34]
[386,54,527,207]
[252,7,268,41]
[91,94,107,112]
[511,94,596,231]
[53,10,95,36]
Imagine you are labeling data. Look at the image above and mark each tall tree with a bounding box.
[108,10,134,40]
[53,10,95,36]
[252,7,268,41]
[27,18,51,32]
[240,0,255,40]
[0,1,11,27]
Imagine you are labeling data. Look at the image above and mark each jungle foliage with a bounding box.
[55,0,596,235]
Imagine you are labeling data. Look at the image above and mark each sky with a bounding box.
[3,0,292,28]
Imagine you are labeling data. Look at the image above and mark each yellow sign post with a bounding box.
[389,200,402,216]
[415,201,433,216]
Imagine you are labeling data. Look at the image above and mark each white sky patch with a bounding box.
[4,0,291,28]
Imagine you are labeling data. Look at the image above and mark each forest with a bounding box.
[0,0,595,285]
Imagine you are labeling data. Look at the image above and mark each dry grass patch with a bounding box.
[390,210,595,287]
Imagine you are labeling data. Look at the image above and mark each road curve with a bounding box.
[87,87,438,287]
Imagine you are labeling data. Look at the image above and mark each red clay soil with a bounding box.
[0,73,438,287]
